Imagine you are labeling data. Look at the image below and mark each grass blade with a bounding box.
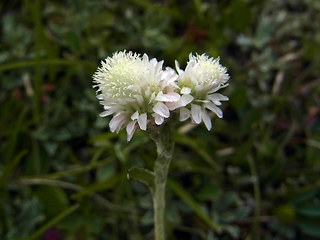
[168,179,222,233]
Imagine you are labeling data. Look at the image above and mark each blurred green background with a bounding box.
[1,0,320,239]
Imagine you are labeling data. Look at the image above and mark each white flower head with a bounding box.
[93,51,179,141]
[171,53,230,130]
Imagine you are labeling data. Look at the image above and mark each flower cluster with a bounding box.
[93,51,229,140]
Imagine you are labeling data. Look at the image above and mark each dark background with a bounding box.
[0,0,320,239]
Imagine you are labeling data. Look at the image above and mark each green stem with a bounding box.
[150,125,174,240]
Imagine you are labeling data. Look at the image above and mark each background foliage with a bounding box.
[1,0,320,239]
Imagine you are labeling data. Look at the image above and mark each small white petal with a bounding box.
[204,102,223,118]
[99,108,117,117]
[150,58,157,65]
[126,121,136,136]
[155,91,180,102]
[127,131,135,141]
[142,53,149,62]
[99,110,112,117]
[131,111,139,120]
[175,60,183,74]
[153,113,165,125]
[210,83,229,93]
[97,94,103,100]
[186,59,196,72]
[208,93,229,101]
[191,104,202,124]
[181,87,191,94]
[109,114,126,133]
[138,113,147,130]
[180,94,194,106]
[201,109,212,130]
[153,102,170,118]
[208,93,229,105]
[126,122,137,142]
[179,107,190,121]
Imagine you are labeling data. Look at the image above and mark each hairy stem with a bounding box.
[150,125,174,240]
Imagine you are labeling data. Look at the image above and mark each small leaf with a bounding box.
[128,167,155,192]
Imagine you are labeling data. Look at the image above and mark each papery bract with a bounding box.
[173,53,230,130]
[93,51,178,141]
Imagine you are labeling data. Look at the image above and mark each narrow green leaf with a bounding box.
[0,150,28,187]
[72,175,118,199]
[173,134,221,171]
[3,107,27,163]
[27,204,79,240]
[0,59,95,73]
[30,158,113,180]
[33,186,69,217]
[297,206,320,218]
[128,167,155,192]
[291,189,319,205]
[299,218,320,238]
[168,179,222,233]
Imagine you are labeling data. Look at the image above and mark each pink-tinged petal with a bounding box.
[204,102,223,118]
[179,107,190,121]
[155,91,180,102]
[181,87,191,94]
[166,101,181,111]
[138,113,147,130]
[191,104,202,124]
[153,113,164,125]
[153,102,170,118]
[109,114,126,133]
[131,111,139,121]
[201,109,212,130]
[164,84,176,93]
[180,94,194,106]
